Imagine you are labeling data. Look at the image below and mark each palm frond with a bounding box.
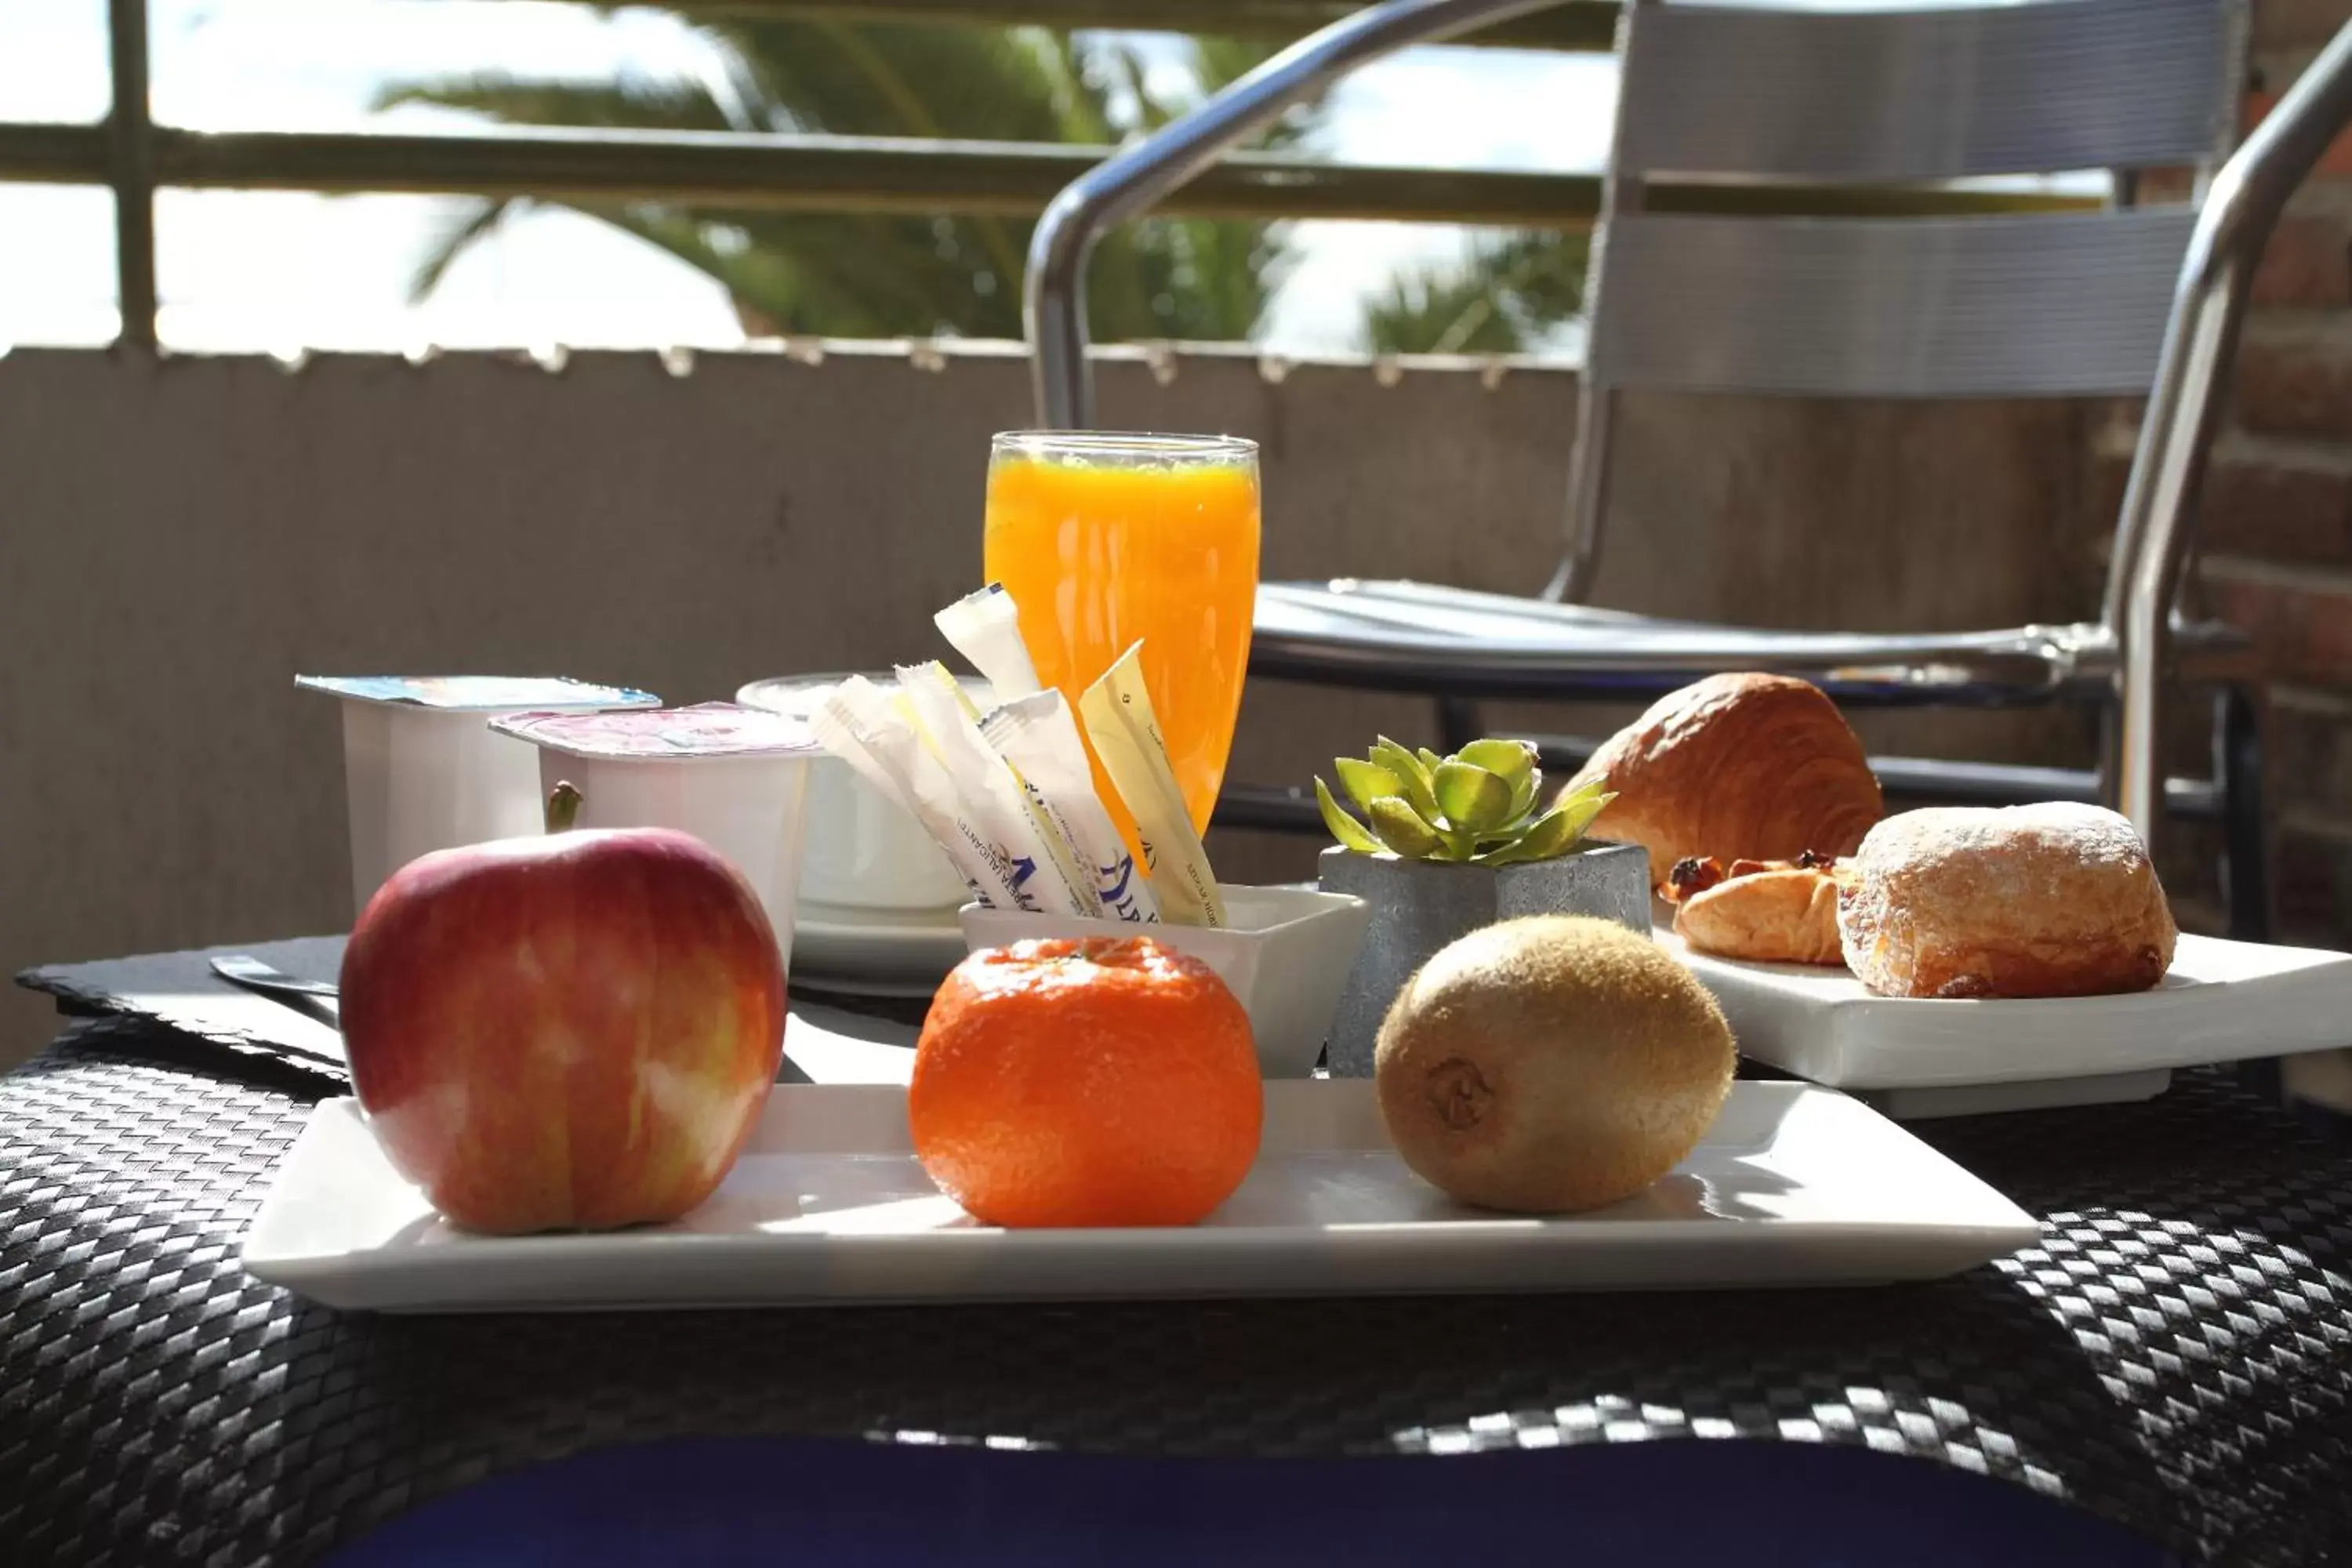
[374,73,731,132]
[1363,230,1593,355]
[407,197,515,303]
[798,21,1027,290]
[372,18,1330,345]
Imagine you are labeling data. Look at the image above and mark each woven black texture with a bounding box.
[3,1019,2352,1566]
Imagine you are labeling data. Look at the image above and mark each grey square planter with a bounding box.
[1316,840,1652,1078]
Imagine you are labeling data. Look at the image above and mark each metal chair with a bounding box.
[1027,0,2352,942]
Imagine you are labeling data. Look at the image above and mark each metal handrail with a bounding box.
[0,120,2099,221]
[0,122,1593,220]
[2111,19,2352,835]
[661,0,1624,49]
[1025,0,1571,428]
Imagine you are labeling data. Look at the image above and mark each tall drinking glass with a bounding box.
[983,431,1261,839]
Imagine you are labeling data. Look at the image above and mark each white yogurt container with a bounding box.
[492,703,822,977]
[736,673,987,920]
[299,675,659,916]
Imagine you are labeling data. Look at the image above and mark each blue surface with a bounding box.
[326,1435,2182,1567]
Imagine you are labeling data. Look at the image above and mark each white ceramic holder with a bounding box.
[960,885,1373,1079]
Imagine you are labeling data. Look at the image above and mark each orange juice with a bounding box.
[983,434,1261,838]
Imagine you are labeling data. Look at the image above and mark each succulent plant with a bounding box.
[1316,736,1614,866]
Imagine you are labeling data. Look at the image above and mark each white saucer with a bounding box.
[791,902,967,997]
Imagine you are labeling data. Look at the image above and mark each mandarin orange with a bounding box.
[909,936,1262,1228]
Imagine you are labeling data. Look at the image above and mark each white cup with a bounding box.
[531,749,814,978]
[303,676,658,917]
[736,673,983,919]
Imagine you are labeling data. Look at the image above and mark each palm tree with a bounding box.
[1360,229,1590,356]
[381,23,1313,343]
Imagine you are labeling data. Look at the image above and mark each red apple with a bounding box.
[340,826,786,1234]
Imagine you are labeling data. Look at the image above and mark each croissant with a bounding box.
[1666,855,1849,966]
[1567,673,1883,889]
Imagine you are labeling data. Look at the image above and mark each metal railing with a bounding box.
[0,0,2097,350]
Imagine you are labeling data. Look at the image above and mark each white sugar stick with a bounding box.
[895,661,1093,917]
[809,677,1018,909]
[934,583,1043,699]
[982,689,1159,924]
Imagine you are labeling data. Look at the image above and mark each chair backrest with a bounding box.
[1555,0,2247,601]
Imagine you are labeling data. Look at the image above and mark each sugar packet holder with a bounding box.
[893,662,1094,918]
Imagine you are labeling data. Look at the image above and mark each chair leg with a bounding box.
[2216,682,2271,944]
[2212,680,2283,1104]
[1436,697,1483,754]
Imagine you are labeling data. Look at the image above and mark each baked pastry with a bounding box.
[1566,673,1884,888]
[1836,803,2176,999]
[1667,853,1847,966]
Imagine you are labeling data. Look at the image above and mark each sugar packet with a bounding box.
[934,583,1042,699]
[982,689,1159,924]
[808,676,1022,910]
[1077,643,1225,928]
[894,661,1094,918]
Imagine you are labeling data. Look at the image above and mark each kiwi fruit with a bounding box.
[1374,915,1734,1214]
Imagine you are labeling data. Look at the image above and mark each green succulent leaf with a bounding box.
[1507,765,1541,822]
[1514,804,1582,860]
[1556,775,1610,808]
[1334,756,1403,816]
[1370,739,1441,822]
[1433,760,1514,834]
[1373,736,1429,782]
[1316,776,1384,855]
[1472,788,1617,866]
[1455,737,1537,790]
[1552,786,1616,844]
[1367,796,1445,858]
[1472,817,1564,867]
[1327,734,1614,862]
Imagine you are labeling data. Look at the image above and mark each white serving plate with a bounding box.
[242,1080,2037,1312]
[1664,929,2352,1119]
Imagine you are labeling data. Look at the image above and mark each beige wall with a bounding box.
[0,342,2100,1062]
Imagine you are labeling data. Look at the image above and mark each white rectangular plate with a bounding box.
[1666,929,2352,1115]
[242,1081,2038,1312]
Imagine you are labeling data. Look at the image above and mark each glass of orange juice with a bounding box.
[983,431,1261,838]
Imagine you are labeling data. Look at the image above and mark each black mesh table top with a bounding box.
[3,1014,2351,1566]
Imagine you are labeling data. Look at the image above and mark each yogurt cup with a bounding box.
[299,675,659,916]
[492,703,821,978]
[737,673,986,920]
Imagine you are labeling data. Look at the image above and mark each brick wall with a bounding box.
[2167,2,2352,947]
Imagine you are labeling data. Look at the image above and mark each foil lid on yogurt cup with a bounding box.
[492,702,819,760]
[296,675,659,712]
